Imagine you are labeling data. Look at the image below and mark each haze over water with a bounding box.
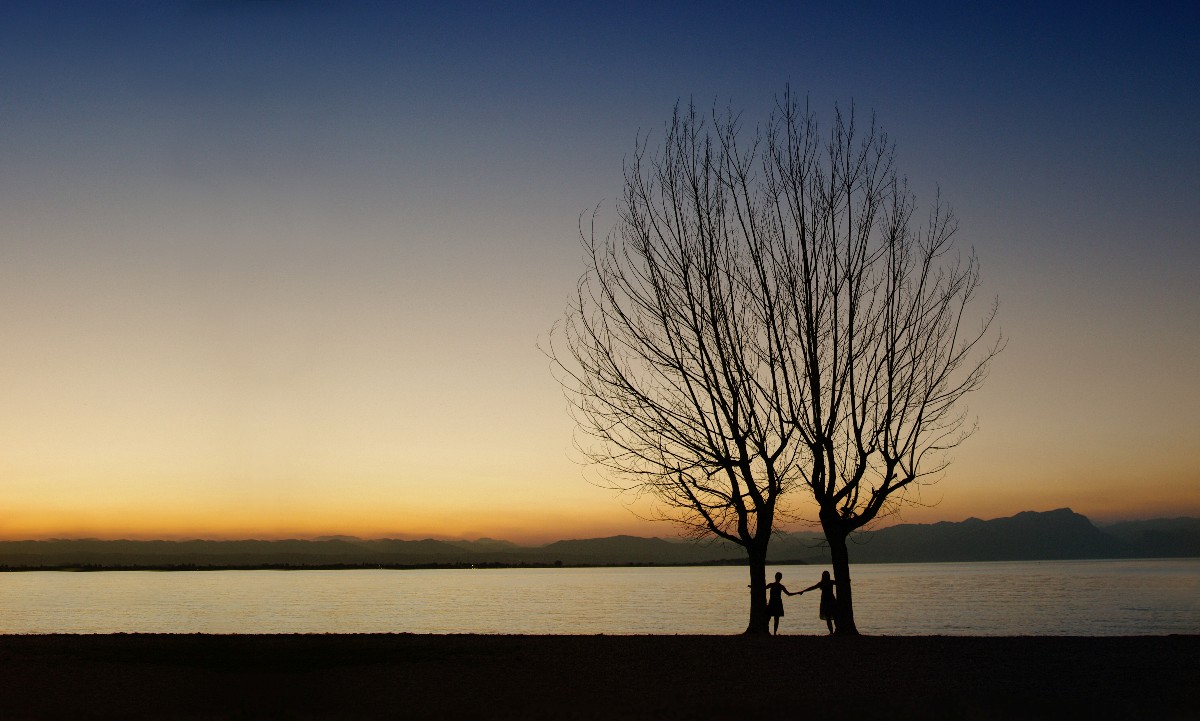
[3,560,1196,636]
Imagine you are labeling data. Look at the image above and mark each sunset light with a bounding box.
[1,3,1196,544]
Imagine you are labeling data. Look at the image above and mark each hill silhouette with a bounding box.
[843,508,1129,563]
[1100,517,1200,558]
[1,509,1195,569]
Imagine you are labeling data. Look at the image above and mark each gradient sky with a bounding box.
[1,1,1197,542]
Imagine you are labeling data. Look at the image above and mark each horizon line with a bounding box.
[3,507,1194,544]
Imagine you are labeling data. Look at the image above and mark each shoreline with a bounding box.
[3,555,1195,573]
[0,559,764,572]
[0,634,1195,719]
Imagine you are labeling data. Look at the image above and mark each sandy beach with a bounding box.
[0,634,1195,719]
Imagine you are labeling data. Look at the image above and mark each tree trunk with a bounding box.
[744,546,770,635]
[827,530,860,636]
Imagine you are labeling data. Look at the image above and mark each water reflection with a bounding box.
[0,559,1196,635]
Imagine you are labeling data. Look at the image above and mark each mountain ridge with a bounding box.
[1,509,1196,569]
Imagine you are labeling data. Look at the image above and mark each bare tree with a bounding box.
[551,90,1001,635]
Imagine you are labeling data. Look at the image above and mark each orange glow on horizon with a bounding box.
[4,477,1196,543]
[0,500,668,545]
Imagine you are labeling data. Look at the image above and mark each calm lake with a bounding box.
[2,559,1197,635]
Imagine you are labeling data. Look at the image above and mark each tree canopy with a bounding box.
[552,90,1002,634]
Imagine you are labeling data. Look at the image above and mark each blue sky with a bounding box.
[1,1,1197,540]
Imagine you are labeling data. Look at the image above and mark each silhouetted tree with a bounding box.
[551,89,1001,635]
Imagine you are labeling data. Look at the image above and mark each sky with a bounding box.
[1,1,1197,543]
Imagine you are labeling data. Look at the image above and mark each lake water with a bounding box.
[1,559,1197,635]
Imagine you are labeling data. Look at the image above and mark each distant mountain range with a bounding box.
[1,509,1197,570]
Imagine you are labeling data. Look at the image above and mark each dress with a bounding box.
[817,579,836,621]
[766,582,785,618]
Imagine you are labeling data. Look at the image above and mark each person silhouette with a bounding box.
[799,570,837,635]
[764,571,798,635]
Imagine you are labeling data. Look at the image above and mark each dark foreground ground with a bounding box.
[0,634,1196,720]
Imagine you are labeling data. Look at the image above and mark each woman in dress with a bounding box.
[799,570,837,634]
[764,572,797,635]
